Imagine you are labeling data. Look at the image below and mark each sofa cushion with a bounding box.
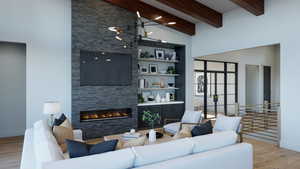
[190,131,237,154]
[53,113,67,126]
[53,126,74,146]
[191,120,213,137]
[132,138,193,167]
[66,139,118,158]
[163,122,180,134]
[213,114,241,132]
[181,111,202,123]
[134,143,253,169]
[43,148,136,169]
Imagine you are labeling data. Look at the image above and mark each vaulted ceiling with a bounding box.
[104,0,264,35]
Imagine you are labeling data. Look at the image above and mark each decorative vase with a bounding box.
[155,94,161,103]
[149,129,156,143]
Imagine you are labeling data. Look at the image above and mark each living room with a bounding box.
[0,0,299,169]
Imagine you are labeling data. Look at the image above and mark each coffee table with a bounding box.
[104,128,173,146]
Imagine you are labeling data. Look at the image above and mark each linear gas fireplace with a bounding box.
[80,108,132,122]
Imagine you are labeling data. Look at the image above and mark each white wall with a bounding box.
[191,0,300,151]
[197,45,280,106]
[0,0,72,128]
[142,25,193,110]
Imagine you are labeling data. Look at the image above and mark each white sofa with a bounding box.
[21,120,253,169]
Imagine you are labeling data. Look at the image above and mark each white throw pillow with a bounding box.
[190,131,238,154]
[132,138,194,167]
[181,111,202,123]
[213,114,241,132]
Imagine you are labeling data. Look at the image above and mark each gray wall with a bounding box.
[72,0,138,139]
[0,42,26,138]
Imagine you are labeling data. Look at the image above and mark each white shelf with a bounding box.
[139,87,179,91]
[138,101,184,106]
[139,73,179,77]
[138,58,179,63]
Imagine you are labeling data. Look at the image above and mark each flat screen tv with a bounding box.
[80,50,132,86]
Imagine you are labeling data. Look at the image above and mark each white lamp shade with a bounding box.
[43,102,61,115]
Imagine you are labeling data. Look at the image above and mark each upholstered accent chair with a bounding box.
[213,114,243,142]
[163,111,203,135]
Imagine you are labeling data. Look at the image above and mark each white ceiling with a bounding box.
[141,0,239,24]
[195,0,238,13]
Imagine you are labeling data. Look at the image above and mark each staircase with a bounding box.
[239,103,279,144]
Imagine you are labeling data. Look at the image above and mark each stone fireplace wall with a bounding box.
[72,0,138,139]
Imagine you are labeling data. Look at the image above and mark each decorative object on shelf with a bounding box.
[142,110,161,143]
[170,93,175,101]
[139,79,146,89]
[138,94,145,103]
[166,93,171,102]
[155,49,165,60]
[149,64,158,74]
[160,79,165,88]
[167,66,176,74]
[140,51,150,58]
[43,101,61,125]
[171,51,177,61]
[140,66,148,73]
[155,93,161,103]
[148,95,155,102]
[168,83,175,88]
[151,82,161,88]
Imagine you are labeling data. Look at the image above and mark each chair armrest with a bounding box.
[164,118,180,125]
[73,129,83,141]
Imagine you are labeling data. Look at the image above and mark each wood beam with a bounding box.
[156,0,222,28]
[230,0,264,16]
[104,0,195,35]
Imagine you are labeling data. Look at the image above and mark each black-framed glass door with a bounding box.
[194,60,238,119]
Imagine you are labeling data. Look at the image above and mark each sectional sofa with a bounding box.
[20,120,253,169]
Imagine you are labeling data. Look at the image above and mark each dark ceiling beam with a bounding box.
[230,0,264,16]
[103,0,196,35]
[156,0,222,28]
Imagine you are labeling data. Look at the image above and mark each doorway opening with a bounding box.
[194,60,238,119]
[0,42,26,138]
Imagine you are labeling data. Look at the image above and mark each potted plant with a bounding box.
[142,110,161,142]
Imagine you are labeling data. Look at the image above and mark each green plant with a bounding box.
[142,110,161,129]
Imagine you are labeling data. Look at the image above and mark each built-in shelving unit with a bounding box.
[137,101,184,106]
[139,73,180,77]
[139,87,180,91]
[138,58,179,63]
[137,39,186,129]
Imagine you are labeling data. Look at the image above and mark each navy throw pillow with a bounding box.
[53,114,67,126]
[191,120,213,137]
[66,139,118,158]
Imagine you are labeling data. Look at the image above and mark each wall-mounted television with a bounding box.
[80,50,132,86]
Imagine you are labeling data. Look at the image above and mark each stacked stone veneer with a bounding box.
[72,0,138,139]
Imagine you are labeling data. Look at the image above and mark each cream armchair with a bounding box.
[163,111,203,135]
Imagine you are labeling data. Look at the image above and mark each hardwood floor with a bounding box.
[1,136,300,169]
[0,136,23,169]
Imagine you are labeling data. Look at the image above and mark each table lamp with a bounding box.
[43,101,61,125]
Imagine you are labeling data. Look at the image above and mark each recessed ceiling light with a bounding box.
[167,22,176,25]
[154,16,162,20]
[161,40,168,43]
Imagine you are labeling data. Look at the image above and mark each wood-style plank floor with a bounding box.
[1,136,300,169]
